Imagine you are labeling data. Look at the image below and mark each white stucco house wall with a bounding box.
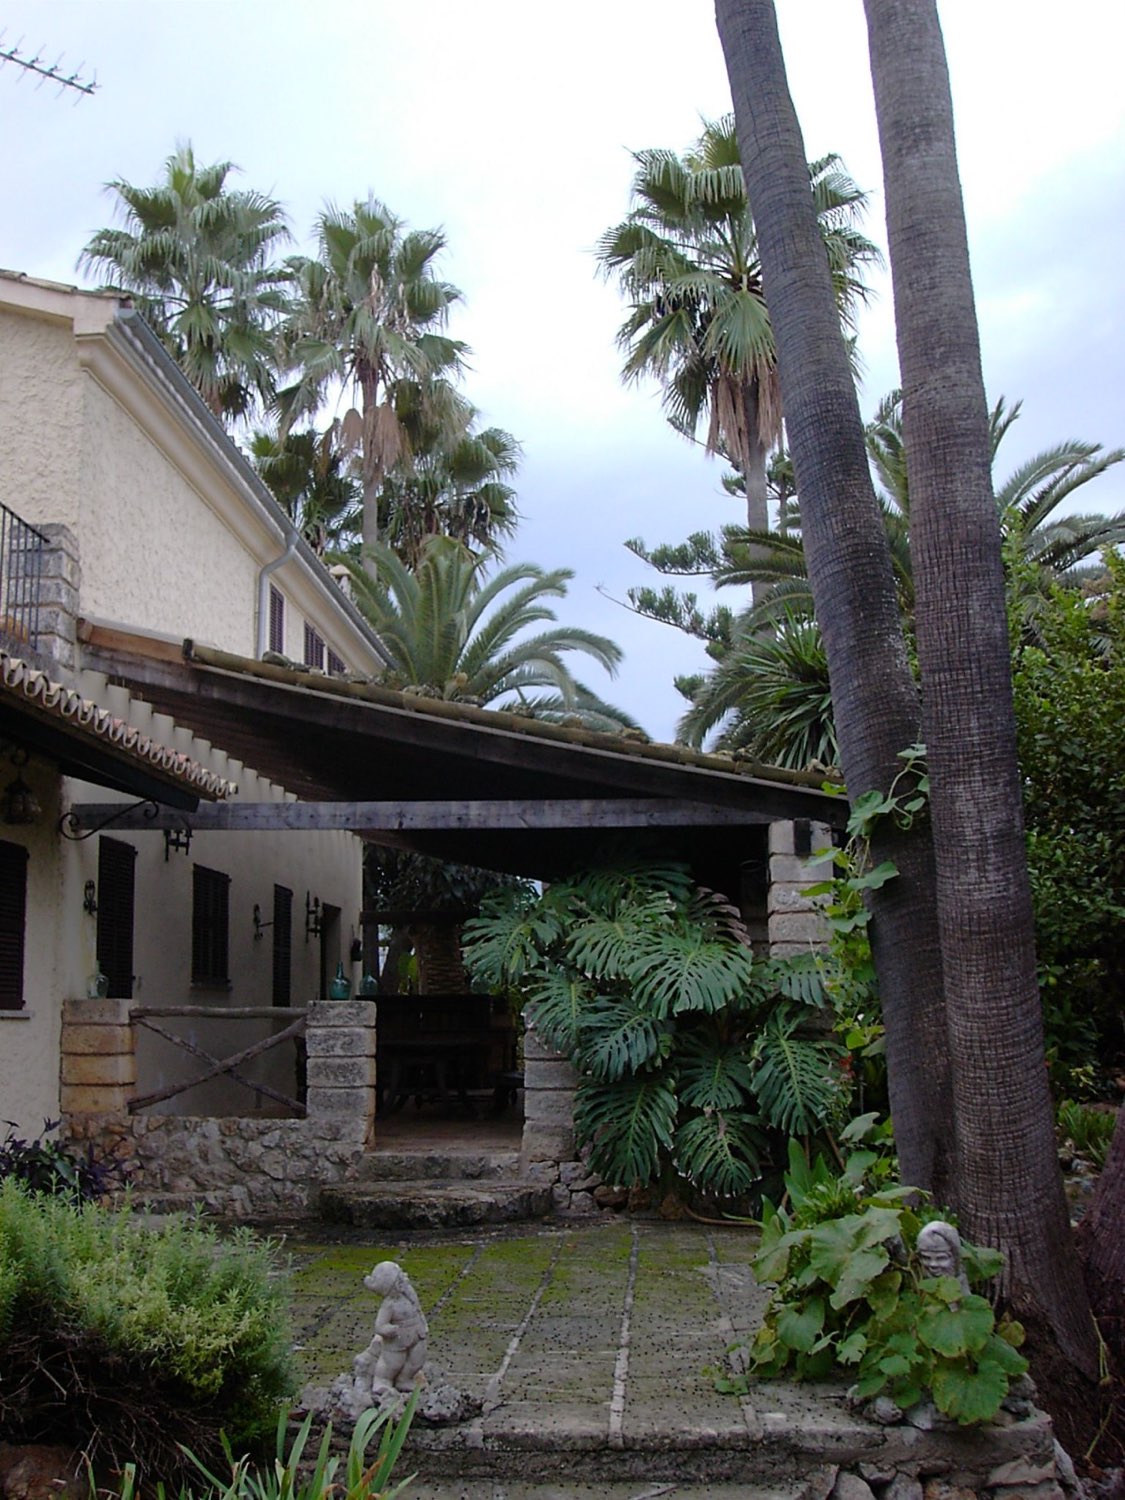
[0,271,387,1143]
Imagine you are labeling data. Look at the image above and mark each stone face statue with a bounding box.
[355,1260,429,1396]
[916,1220,970,1294]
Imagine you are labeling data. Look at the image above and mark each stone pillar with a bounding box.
[767,819,833,958]
[31,524,80,675]
[521,1021,578,1169]
[304,1000,376,1146]
[59,997,136,1115]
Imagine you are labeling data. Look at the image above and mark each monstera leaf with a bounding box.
[751,1009,842,1134]
[673,1110,768,1195]
[574,1075,678,1186]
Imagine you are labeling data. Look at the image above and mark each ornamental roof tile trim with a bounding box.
[1,650,237,800]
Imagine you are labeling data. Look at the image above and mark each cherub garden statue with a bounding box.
[355,1260,429,1398]
[916,1220,970,1295]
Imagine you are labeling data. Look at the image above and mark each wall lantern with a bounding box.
[305,892,322,941]
[252,903,273,942]
[163,824,192,861]
[83,879,98,916]
[2,749,41,825]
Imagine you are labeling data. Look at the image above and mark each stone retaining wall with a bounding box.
[62,1000,376,1218]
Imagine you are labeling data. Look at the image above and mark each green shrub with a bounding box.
[0,1181,293,1479]
[727,1129,1027,1425]
[1057,1099,1118,1170]
[0,1118,127,1201]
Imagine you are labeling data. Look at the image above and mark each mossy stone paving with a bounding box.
[286,1219,762,1429]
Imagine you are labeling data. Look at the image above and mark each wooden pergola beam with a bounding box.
[66,797,780,834]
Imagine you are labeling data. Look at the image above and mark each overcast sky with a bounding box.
[2,1,1122,741]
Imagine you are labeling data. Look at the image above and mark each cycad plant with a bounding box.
[340,535,633,724]
[463,857,843,1197]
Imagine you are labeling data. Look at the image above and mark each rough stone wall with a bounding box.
[62,1000,376,1217]
[31,524,80,677]
[768,818,833,957]
[520,1021,577,1170]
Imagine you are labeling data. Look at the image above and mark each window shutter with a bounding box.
[0,840,28,1011]
[326,648,345,676]
[192,866,230,985]
[303,622,325,670]
[272,885,293,1007]
[96,837,136,999]
[269,586,285,655]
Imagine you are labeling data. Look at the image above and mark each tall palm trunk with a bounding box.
[360,366,383,576]
[863,0,1097,1380]
[714,0,954,1200]
[413,921,468,994]
[741,378,771,606]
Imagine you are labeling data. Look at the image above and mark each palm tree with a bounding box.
[715,0,954,1207]
[677,612,837,770]
[280,198,467,567]
[864,0,1097,1379]
[340,536,635,724]
[80,144,291,422]
[709,391,1123,635]
[345,535,636,996]
[598,116,879,542]
[250,426,362,554]
[377,420,521,569]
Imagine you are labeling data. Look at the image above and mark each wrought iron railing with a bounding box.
[0,501,47,654]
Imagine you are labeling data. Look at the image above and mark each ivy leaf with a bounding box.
[753,1223,808,1285]
[776,1297,826,1353]
[980,1332,1029,1376]
[848,861,900,892]
[916,1293,994,1357]
[865,1269,903,1319]
[931,1357,1010,1424]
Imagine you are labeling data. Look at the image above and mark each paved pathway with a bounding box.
[285,1218,869,1499]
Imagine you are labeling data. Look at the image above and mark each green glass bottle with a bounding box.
[328,961,351,1001]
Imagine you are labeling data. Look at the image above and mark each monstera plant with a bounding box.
[462,855,842,1198]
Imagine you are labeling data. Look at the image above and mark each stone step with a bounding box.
[405,1481,807,1499]
[318,1179,552,1230]
[356,1149,521,1183]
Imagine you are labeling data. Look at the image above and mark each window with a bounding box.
[268,585,285,655]
[303,622,325,670]
[96,837,136,999]
[192,865,230,985]
[272,885,292,1007]
[0,840,28,1011]
[326,648,345,676]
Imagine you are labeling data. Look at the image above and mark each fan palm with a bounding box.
[250,426,362,554]
[377,420,521,569]
[340,536,635,725]
[677,612,837,771]
[598,116,879,541]
[280,198,467,565]
[80,144,291,421]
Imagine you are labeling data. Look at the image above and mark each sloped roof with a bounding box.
[78,623,843,883]
[0,650,236,807]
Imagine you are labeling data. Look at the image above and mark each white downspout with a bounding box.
[257,528,300,657]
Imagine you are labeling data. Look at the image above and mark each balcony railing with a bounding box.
[0,501,47,654]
